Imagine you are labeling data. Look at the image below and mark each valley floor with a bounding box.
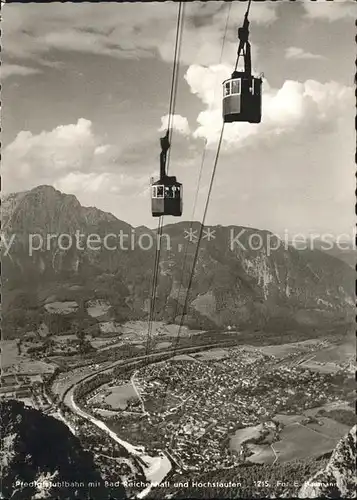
[1,321,354,499]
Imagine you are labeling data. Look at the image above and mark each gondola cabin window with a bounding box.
[164,185,181,198]
[152,185,164,198]
[173,185,181,198]
[231,79,241,95]
[223,78,241,98]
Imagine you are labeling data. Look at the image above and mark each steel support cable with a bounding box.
[234,0,252,72]
[158,2,232,411]
[146,3,184,352]
[168,1,184,134]
[167,2,185,168]
[168,139,206,325]
[145,2,185,357]
[159,122,226,413]
[170,1,233,327]
[174,122,225,350]
[145,217,163,357]
[157,0,255,392]
[158,0,253,422]
[171,1,249,351]
[147,1,185,342]
[246,0,253,16]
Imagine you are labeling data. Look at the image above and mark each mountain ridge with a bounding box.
[1,185,354,338]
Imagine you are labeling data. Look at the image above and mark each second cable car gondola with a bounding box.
[151,131,182,217]
[223,71,262,124]
[223,2,262,124]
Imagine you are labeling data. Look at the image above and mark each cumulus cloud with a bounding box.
[55,172,141,195]
[184,64,353,149]
[2,118,142,197]
[55,172,111,194]
[2,2,278,68]
[159,114,190,135]
[184,63,258,145]
[302,0,356,21]
[1,63,41,79]
[285,47,325,61]
[185,63,232,107]
[4,118,97,177]
[158,2,271,67]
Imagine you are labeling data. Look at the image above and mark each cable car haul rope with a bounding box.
[151,2,184,219]
[146,2,185,357]
[167,0,233,361]
[145,1,263,407]
[223,0,262,124]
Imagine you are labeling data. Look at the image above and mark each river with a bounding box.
[65,385,172,498]
[59,341,238,497]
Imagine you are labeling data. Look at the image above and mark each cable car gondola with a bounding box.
[223,1,262,124]
[151,131,182,217]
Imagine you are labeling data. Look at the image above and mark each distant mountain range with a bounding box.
[1,185,354,338]
[303,239,355,269]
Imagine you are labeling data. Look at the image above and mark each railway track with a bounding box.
[59,340,239,404]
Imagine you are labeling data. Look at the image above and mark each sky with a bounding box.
[2,0,355,237]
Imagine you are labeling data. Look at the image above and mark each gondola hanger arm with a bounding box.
[159,129,171,179]
[160,129,170,153]
[234,0,253,73]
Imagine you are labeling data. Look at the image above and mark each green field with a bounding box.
[104,383,139,410]
[274,423,338,462]
[194,348,230,360]
[305,417,351,439]
[255,339,320,357]
[44,301,78,314]
[230,425,263,451]
[1,341,55,374]
[90,337,119,349]
[1,341,20,369]
[247,444,275,464]
[274,413,305,425]
[156,341,172,349]
[86,299,112,318]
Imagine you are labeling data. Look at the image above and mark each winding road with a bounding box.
[69,392,170,498]
[59,341,238,498]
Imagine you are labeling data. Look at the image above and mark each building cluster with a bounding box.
[102,346,344,471]
[6,339,343,478]
[0,373,52,412]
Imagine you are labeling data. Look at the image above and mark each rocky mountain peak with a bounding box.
[1,185,354,333]
[0,399,126,499]
[2,184,126,235]
[299,425,357,498]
